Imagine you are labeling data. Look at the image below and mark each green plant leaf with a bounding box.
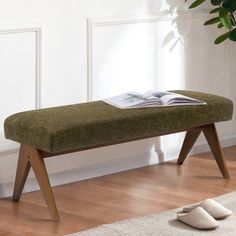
[189,0,206,9]
[204,17,221,25]
[219,8,233,30]
[211,0,223,6]
[220,15,233,29]
[219,7,228,17]
[215,32,230,44]
[222,0,236,12]
[229,28,236,41]
[210,7,221,13]
[217,22,224,28]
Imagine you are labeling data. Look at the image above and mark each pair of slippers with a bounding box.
[177,199,232,230]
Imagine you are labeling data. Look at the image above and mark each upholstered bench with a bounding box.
[4,90,233,221]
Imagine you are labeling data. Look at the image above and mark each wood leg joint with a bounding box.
[13,145,60,221]
[177,124,230,179]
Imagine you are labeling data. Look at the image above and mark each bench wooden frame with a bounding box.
[12,123,230,221]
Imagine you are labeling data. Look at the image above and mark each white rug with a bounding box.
[68,192,236,236]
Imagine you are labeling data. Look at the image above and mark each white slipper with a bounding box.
[177,207,220,230]
[183,198,232,220]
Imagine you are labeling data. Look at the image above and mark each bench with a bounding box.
[4,90,233,221]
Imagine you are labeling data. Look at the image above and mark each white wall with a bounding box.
[0,0,235,197]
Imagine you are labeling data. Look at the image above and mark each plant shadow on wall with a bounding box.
[162,0,236,51]
[161,1,185,53]
[159,0,234,94]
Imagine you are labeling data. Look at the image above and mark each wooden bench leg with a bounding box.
[177,124,230,179]
[177,128,201,165]
[13,145,60,221]
[28,146,60,221]
[12,145,31,202]
[202,124,230,179]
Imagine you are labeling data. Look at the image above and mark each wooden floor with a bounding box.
[0,146,236,236]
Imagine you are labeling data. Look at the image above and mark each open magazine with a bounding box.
[103,91,206,109]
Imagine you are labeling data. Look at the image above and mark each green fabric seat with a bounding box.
[4,90,233,153]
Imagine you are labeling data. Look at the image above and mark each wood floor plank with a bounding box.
[0,146,235,235]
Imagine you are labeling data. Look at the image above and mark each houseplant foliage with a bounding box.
[186,0,236,44]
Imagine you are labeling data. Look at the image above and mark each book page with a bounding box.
[162,94,205,105]
[146,91,206,106]
[103,92,163,109]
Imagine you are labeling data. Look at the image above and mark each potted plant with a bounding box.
[186,0,236,44]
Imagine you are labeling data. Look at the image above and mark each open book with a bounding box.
[103,91,206,109]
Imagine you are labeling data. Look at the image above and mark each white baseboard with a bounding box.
[0,134,235,198]
[0,150,155,198]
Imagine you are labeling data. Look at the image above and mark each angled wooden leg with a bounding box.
[27,146,60,221]
[203,124,230,179]
[12,145,31,202]
[177,128,201,165]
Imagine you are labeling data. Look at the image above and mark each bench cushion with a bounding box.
[4,90,233,153]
